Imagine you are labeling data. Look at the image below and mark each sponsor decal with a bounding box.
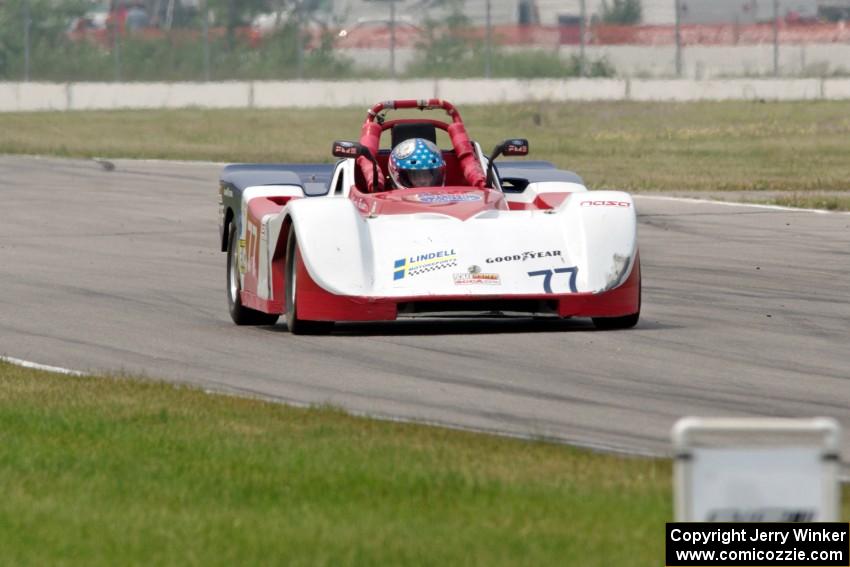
[486,250,562,264]
[413,192,482,204]
[245,223,260,277]
[222,187,233,198]
[454,264,500,285]
[238,238,246,274]
[580,200,631,207]
[394,139,417,159]
[333,142,359,157]
[353,196,369,212]
[505,140,528,155]
[453,272,500,285]
[393,249,457,280]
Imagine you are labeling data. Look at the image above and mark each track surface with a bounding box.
[2,156,849,460]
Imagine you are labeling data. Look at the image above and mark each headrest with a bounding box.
[391,122,438,149]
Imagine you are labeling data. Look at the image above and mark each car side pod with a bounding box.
[290,246,397,324]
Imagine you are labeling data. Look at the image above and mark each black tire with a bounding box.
[592,311,640,330]
[227,224,279,326]
[592,267,641,331]
[285,227,334,335]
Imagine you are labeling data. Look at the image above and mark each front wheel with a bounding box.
[227,224,279,326]
[592,268,641,331]
[285,227,334,335]
[592,311,640,330]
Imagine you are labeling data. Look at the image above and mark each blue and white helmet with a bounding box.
[388,138,446,189]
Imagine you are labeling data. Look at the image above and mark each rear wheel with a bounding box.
[227,224,279,326]
[285,227,334,335]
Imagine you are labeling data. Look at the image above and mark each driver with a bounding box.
[388,138,446,189]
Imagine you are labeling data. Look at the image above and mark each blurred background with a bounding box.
[3,0,850,82]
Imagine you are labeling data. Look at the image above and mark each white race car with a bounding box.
[218,99,640,334]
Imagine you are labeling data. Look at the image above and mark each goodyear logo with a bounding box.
[393,249,457,280]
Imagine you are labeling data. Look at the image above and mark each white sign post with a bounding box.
[673,417,841,522]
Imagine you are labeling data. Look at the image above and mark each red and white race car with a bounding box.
[218,99,640,334]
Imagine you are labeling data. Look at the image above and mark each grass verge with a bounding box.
[0,360,672,566]
[756,193,850,211]
[0,361,848,565]
[1,101,849,208]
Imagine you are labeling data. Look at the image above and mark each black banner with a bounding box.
[666,523,849,566]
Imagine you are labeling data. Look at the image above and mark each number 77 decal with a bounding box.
[527,267,578,294]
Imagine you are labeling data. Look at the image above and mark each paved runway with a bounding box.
[2,155,848,461]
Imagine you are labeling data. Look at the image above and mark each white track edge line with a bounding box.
[635,194,850,215]
[1,355,86,376]
[3,355,848,481]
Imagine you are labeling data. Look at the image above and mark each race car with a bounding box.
[218,99,640,334]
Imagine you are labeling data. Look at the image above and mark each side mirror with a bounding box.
[501,139,529,157]
[332,140,381,192]
[332,140,365,158]
[486,138,530,187]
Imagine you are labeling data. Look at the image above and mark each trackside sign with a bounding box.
[672,417,841,522]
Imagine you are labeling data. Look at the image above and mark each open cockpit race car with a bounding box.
[218,99,640,334]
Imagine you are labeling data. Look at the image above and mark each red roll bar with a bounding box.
[357,99,486,192]
[365,99,464,124]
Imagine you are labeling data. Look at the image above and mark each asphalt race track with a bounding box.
[2,155,849,462]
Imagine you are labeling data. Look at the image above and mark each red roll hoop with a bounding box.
[358,99,485,191]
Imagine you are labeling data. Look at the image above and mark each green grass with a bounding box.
[0,361,674,566]
[757,193,850,211]
[1,100,850,208]
[0,363,848,565]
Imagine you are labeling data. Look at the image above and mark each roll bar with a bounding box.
[365,99,464,125]
[357,99,486,192]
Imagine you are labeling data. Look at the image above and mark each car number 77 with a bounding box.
[527,267,578,294]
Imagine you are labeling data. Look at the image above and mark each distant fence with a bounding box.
[3,78,850,112]
[9,0,850,82]
[339,22,850,47]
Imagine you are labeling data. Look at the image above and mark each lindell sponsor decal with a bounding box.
[393,249,458,280]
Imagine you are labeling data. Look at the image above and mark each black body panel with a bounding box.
[218,163,336,252]
[496,161,584,193]
[220,163,335,195]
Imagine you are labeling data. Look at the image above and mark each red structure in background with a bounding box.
[587,21,850,45]
[333,21,850,49]
[67,19,850,51]
[67,24,263,48]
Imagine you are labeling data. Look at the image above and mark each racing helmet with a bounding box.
[388,138,446,189]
